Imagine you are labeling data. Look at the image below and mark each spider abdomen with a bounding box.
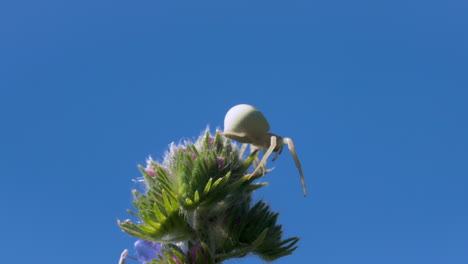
[223,104,270,140]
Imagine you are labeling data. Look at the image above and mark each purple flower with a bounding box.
[145,167,156,177]
[189,244,207,263]
[134,239,163,264]
[217,157,225,170]
[144,157,157,177]
[208,136,215,147]
[172,256,182,264]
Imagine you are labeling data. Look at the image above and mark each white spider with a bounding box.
[218,104,307,196]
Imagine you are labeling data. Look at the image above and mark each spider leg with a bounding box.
[217,131,247,137]
[271,145,283,161]
[239,143,248,157]
[284,137,307,196]
[119,249,128,264]
[250,144,261,169]
[249,136,277,179]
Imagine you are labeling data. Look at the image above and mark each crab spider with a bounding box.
[218,104,307,196]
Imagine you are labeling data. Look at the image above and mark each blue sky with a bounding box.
[1,0,467,263]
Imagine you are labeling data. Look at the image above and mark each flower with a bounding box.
[119,130,300,264]
[145,157,157,177]
[145,167,156,177]
[172,255,182,264]
[217,157,225,170]
[134,239,163,264]
[189,244,207,263]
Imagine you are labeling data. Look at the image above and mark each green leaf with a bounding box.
[202,178,213,196]
[162,190,174,212]
[252,228,269,247]
[185,197,194,206]
[200,242,215,264]
[211,177,224,189]
[153,202,166,223]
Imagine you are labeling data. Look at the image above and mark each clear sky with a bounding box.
[1,0,467,263]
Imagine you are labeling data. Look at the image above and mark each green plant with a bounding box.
[118,129,299,264]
